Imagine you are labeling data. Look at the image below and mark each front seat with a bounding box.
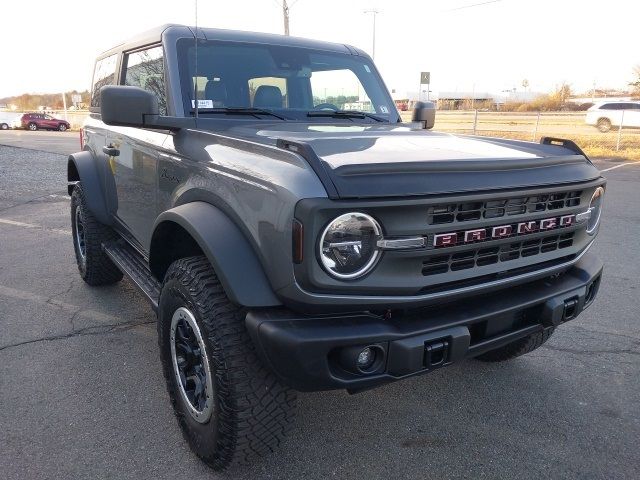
[253,85,283,109]
[205,80,228,107]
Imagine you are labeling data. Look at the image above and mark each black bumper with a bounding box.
[246,253,603,392]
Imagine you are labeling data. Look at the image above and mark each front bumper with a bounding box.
[246,252,603,392]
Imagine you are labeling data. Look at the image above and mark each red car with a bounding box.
[20,113,70,131]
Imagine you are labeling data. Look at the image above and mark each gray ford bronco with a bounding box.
[68,24,605,470]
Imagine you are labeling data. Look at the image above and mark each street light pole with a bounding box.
[283,0,290,36]
[364,9,379,60]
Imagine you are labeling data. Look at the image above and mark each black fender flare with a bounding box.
[150,202,281,307]
[67,151,111,225]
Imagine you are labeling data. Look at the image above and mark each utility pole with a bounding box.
[62,92,68,121]
[364,9,379,60]
[282,0,290,36]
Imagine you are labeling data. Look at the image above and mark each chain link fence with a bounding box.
[401,110,640,160]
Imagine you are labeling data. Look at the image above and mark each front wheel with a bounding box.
[58,123,67,132]
[158,256,296,470]
[474,328,554,362]
[28,122,37,131]
[0,123,8,130]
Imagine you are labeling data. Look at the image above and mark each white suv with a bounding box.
[586,101,640,132]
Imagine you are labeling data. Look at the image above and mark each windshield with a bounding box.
[177,39,398,122]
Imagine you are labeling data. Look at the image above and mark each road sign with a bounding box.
[71,94,82,104]
[420,71,431,84]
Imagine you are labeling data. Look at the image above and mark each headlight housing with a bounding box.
[319,212,382,279]
[587,187,604,234]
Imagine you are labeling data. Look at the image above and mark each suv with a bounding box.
[68,25,605,470]
[20,113,70,131]
[586,101,640,132]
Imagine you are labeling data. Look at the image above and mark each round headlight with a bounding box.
[587,187,604,234]
[319,212,382,279]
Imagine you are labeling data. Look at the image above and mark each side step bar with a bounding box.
[103,240,161,311]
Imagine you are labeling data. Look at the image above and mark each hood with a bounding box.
[227,123,601,199]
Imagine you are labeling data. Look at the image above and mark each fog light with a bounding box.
[357,347,376,369]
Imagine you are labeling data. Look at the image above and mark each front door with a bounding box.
[105,43,169,251]
[105,128,166,250]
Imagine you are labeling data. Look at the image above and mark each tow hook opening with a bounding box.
[585,276,601,306]
[563,297,579,321]
[424,339,449,368]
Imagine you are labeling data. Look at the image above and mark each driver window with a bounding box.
[123,45,167,115]
[310,69,372,112]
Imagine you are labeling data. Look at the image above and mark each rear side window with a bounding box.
[123,45,167,115]
[90,54,118,108]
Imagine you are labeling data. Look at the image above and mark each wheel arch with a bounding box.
[149,202,281,307]
[67,151,112,225]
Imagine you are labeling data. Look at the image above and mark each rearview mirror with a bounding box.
[411,101,436,129]
[100,86,159,128]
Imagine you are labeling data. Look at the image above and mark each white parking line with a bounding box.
[0,218,71,235]
[600,161,640,172]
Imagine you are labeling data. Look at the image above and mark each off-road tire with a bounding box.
[158,256,296,471]
[70,184,123,285]
[474,328,554,362]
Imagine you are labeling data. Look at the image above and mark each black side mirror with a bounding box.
[100,86,159,127]
[411,101,436,129]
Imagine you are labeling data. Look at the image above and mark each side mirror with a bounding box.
[100,86,159,127]
[411,101,436,129]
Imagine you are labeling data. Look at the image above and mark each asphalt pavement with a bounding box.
[0,139,639,480]
[0,129,79,156]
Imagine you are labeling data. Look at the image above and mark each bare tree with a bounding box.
[630,66,640,98]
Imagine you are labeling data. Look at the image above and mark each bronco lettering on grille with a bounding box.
[433,214,576,248]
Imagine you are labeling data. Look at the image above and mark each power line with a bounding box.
[441,0,502,12]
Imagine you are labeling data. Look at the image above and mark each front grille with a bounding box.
[423,232,575,276]
[427,190,582,225]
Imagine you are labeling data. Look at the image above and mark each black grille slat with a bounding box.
[422,231,575,276]
[428,189,582,225]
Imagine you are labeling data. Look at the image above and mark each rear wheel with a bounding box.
[474,328,554,362]
[0,123,8,130]
[70,184,123,285]
[597,118,612,133]
[58,123,67,132]
[158,256,296,470]
[28,122,37,131]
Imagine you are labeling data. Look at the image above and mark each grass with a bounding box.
[398,111,640,161]
[470,130,640,161]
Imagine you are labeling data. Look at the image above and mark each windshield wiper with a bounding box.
[307,109,385,122]
[191,107,288,121]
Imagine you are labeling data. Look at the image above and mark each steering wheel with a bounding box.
[313,103,339,111]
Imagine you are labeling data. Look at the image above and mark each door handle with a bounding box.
[103,145,120,157]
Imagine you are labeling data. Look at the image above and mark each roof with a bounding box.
[438,91,494,100]
[97,24,358,58]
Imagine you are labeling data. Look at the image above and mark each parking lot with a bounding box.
[0,135,639,479]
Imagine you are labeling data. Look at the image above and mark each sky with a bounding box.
[0,0,637,99]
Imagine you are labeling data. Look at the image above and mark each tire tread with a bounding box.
[71,185,123,286]
[475,328,555,362]
[158,256,295,470]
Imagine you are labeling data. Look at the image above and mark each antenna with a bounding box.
[194,0,199,120]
